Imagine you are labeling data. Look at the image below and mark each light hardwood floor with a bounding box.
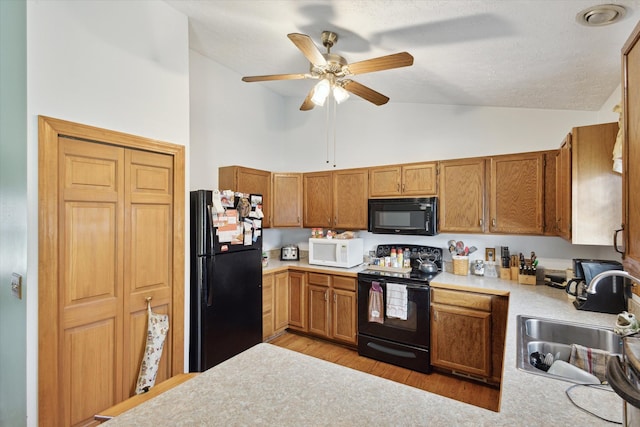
[269,332,501,412]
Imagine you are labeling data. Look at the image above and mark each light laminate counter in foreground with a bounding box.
[106,264,625,426]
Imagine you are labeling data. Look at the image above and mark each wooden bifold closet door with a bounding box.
[39,117,184,427]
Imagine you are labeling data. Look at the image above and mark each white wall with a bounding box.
[189,50,286,190]
[280,98,605,171]
[26,1,190,425]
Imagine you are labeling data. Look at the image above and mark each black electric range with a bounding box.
[357,244,443,374]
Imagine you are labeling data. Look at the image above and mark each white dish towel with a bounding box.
[386,283,408,320]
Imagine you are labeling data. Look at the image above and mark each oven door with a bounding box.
[357,276,430,348]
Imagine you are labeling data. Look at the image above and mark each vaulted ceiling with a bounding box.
[167,0,640,111]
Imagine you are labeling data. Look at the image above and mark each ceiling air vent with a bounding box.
[576,4,626,26]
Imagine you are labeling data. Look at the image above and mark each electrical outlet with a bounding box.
[11,273,22,300]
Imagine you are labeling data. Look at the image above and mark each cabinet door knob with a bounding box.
[492,218,496,227]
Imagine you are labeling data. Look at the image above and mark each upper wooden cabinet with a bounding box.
[543,150,558,236]
[489,152,544,234]
[272,173,302,227]
[333,168,368,229]
[556,136,572,240]
[219,165,272,228]
[303,171,333,228]
[555,123,620,245]
[369,162,437,198]
[303,168,368,230]
[623,21,640,278]
[439,158,486,233]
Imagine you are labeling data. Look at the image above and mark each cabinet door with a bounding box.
[331,289,357,345]
[262,273,274,340]
[431,303,491,378]
[303,171,333,228]
[219,166,272,228]
[274,272,289,331]
[288,271,307,331]
[369,166,401,197]
[556,136,572,240]
[542,151,557,236]
[272,173,302,227]
[402,162,437,196]
[439,158,485,233]
[308,284,330,338]
[571,123,621,245]
[623,22,640,280]
[333,168,368,229]
[489,153,544,234]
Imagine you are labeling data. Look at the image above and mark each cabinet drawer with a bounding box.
[308,272,331,286]
[431,288,492,312]
[332,276,356,291]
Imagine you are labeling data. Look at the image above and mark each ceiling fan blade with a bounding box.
[342,80,389,106]
[288,33,327,66]
[300,89,315,111]
[346,52,414,75]
[242,73,307,82]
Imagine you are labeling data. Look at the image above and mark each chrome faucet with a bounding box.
[586,270,640,294]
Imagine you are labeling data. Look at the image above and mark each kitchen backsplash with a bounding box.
[263,228,622,270]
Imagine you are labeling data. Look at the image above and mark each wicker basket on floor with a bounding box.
[452,256,469,276]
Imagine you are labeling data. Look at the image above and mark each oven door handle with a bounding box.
[404,285,429,291]
[606,355,640,409]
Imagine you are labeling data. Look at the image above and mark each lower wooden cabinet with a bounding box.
[262,273,274,340]
[288,271,307,331]
[430,287,507,383]
[307,272,357,345]
[262,271,289,340]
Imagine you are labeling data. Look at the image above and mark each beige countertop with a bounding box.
[107,260,624,425]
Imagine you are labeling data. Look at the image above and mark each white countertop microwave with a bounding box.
[308,238,364,268]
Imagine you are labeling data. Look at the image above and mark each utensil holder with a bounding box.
[510,266,519,281]
[452,256,469,276]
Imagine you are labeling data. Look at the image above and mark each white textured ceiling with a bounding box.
[166,0,640,111]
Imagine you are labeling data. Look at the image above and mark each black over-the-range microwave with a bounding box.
[368,197,439,236]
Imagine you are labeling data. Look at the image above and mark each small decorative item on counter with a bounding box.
[261,251,269,268]
[311,228,324,238]
[326,230,334,239]
[473,260,485,276]
[484,261,498,278]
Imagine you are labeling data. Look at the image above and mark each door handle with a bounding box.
[614,225,625,257]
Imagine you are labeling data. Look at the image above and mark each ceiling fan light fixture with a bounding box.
[311,79,331,106]
[333,84,350,104]
[576,4,626,26]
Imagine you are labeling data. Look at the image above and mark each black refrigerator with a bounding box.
[189,189,263,372]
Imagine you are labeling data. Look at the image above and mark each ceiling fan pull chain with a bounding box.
[333,97,337,168]
[325,98,330,164]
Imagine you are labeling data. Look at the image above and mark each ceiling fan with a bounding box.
[242,31,414,111]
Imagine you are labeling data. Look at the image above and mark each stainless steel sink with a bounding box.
[517,315,623,383]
